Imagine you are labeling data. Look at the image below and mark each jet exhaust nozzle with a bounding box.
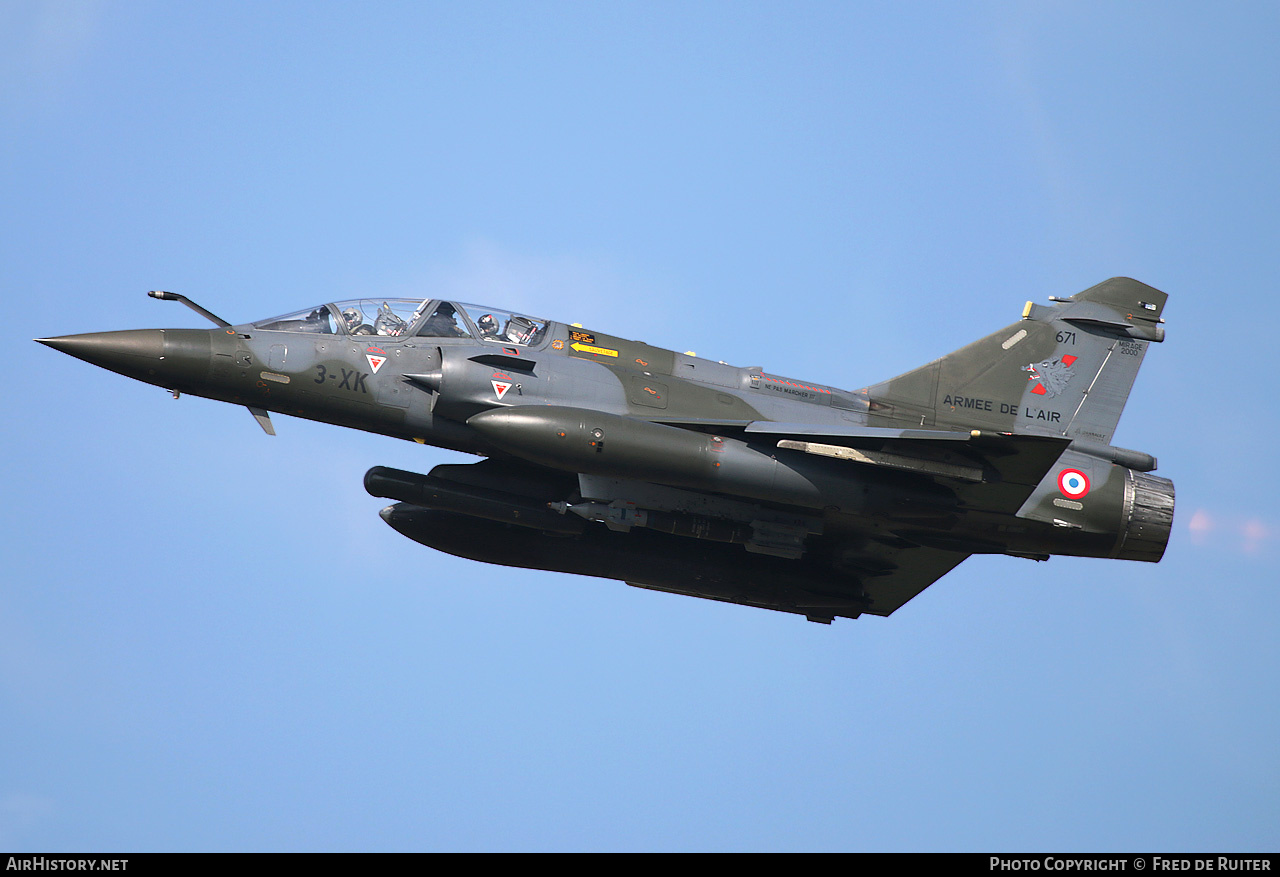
[1113,471,1175,562]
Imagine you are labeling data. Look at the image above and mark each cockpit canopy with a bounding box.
[451,303,546,346]
[252,299,423,336]
[252,299,549,346]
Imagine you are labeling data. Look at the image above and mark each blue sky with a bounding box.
[3,0,1278,851]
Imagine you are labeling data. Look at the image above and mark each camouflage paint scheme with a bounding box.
[38,278,1173,624]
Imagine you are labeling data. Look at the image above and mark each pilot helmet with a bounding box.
[507,315,536,344]
[478,314,499,336]
[342,307,362,329]
[375,302,406,335]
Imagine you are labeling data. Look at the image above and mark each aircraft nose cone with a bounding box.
[36,328,213,390]
[37,330,165,372]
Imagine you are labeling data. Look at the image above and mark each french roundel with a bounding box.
[1058,468,1090,498]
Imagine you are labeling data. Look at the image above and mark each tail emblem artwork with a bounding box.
[37,279,1174,625]
[1024,355,1077,397]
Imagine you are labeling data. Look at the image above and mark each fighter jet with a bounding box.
[38,278,1173,624]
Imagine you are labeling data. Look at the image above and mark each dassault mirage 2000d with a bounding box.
[39,278,1173,624]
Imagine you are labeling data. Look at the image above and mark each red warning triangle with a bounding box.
[491,380,512,400]
[1031,383,1047,395]
[366,354,387,373]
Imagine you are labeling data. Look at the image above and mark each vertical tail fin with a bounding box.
[864,278,1167,444]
